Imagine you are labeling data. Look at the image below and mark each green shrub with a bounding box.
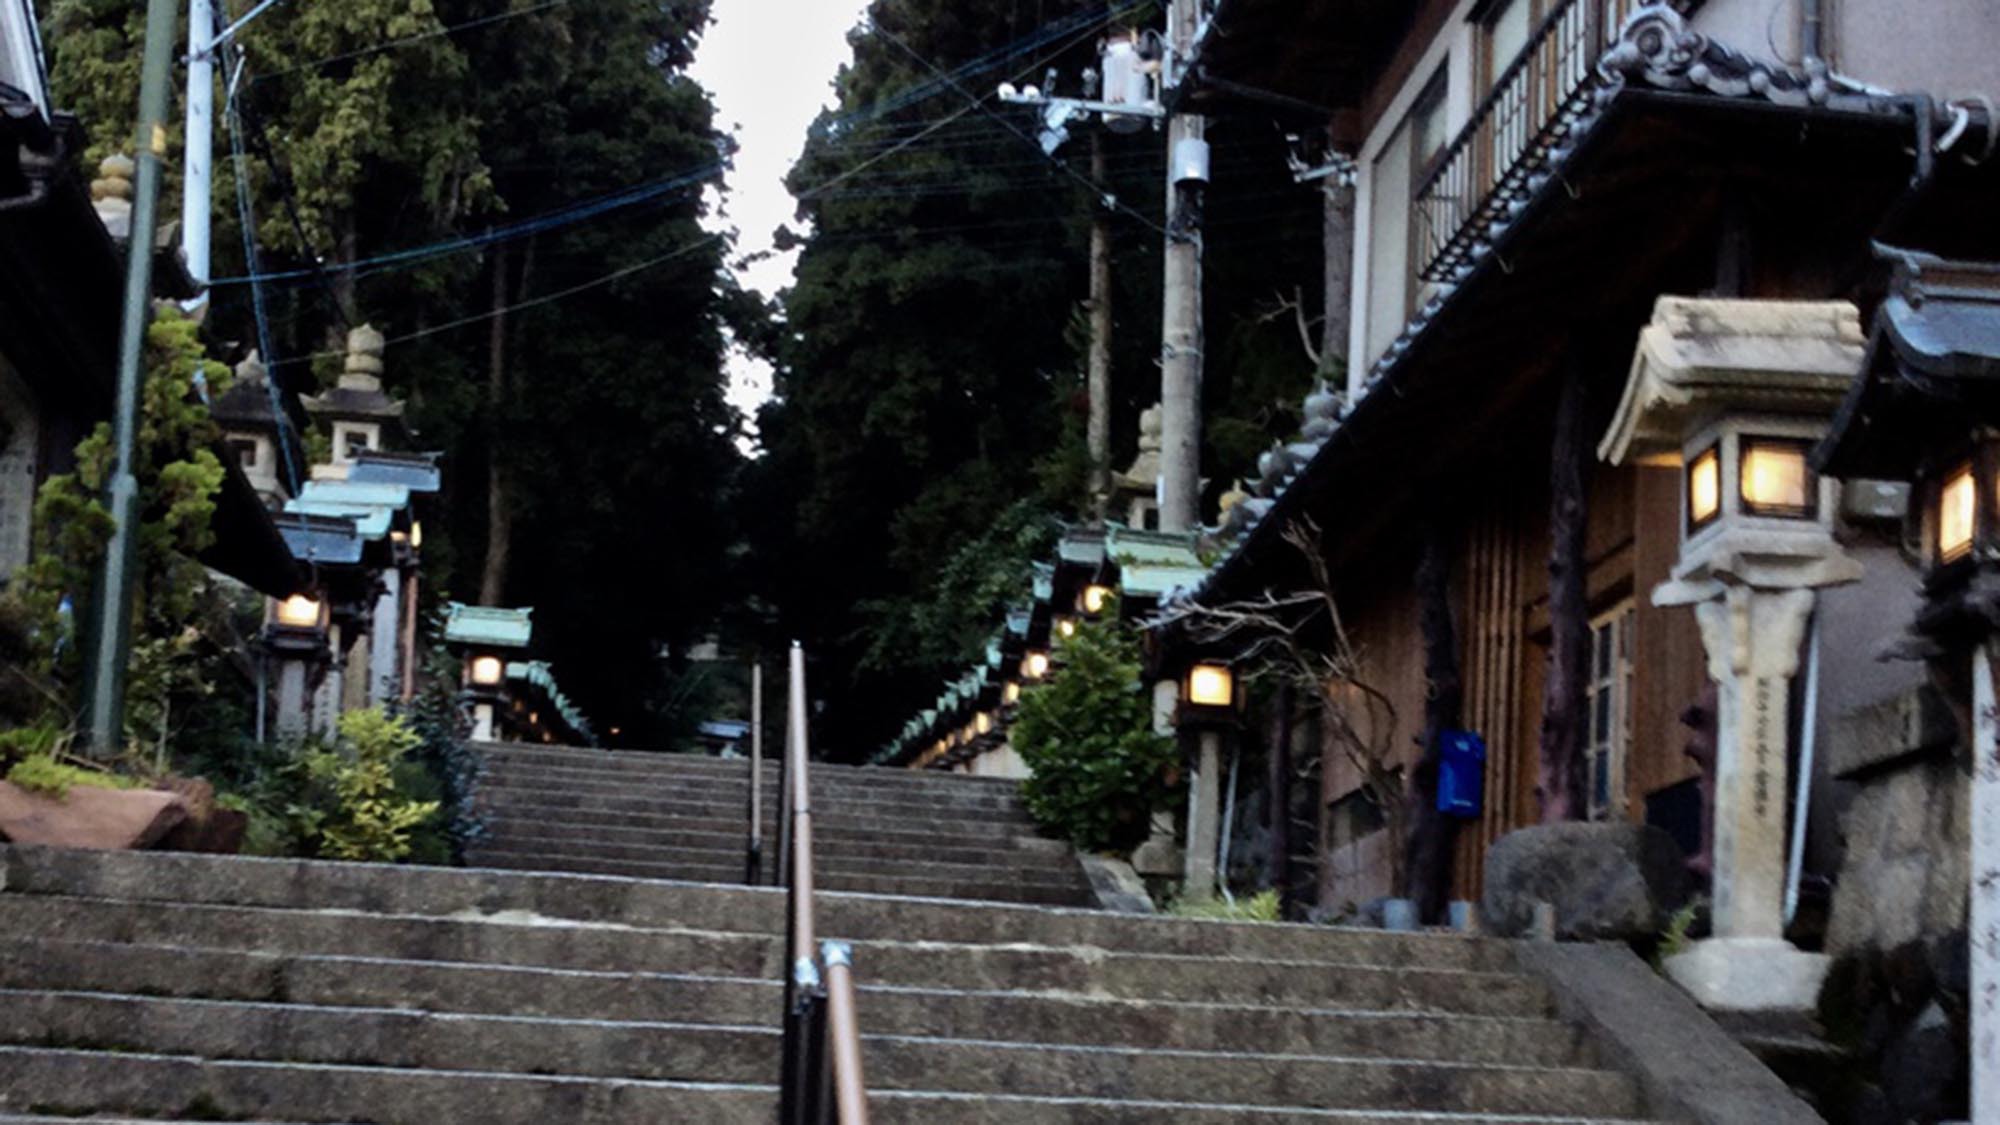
[6,753,141,799]
[1168,889,1281,923]
[1012,615,1180,853]
[288,710,440,863]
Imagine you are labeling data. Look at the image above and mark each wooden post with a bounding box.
[1537,363,1591,822]
[1407,519,1464,920]
[1267,683,1295,913]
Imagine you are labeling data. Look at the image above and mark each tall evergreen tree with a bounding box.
[748,0,1324,759]
[41,0,745,742]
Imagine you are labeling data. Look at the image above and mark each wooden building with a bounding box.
[1175,0,2000,916]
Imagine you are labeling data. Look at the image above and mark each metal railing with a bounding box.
[1411,0,1643,289]
[745,659,764,884]
[777,642,870,1125]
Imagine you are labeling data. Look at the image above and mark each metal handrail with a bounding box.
[1410,0,1641,289]
[745,659,764,884]
[777,642,870,1125]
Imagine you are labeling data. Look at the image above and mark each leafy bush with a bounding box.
[6,753,140,799]
[287,710,441,863]
[1168,889,1281,923]
[1012,615,1179,853]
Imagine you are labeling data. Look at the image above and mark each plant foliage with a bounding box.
[288,709,440,863]
[1011,613,1178,852]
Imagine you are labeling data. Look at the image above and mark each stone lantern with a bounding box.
[443,603,534,742]
[1599,296,1865,1012]
[1816,248,2000,1116]
[303,325,406,473]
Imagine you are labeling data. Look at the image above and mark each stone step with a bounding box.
[0,1046,1651,1125]
[1,989,1640,1116]
[0,895,1548,1014]
[462,833,1079,880]
[461,842,1091,903]
[471,786,1038,832]
[467,802,1058,854]
[461,847,1090,905]
[0,847,1514,970]
[0,939,1593,1066]
[475,820,1067,867]
[475,762,1031,813]
[0,1047,773,1125]
[477,743,1026,795]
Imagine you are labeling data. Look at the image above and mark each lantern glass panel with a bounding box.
[274,594,322,629]
[1187,664,1234,708]
[1081,585,1112,615]
[469,655,505,686]
[1003,681,1021,704]
[1939,463,1976,562]
[1687,445,1720,532]
[1739,438,1816,519]
[1023,651,1050,680]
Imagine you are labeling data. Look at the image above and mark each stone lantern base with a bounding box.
[1664,937,1830,1013]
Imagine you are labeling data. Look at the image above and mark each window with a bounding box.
[1366,65,1450,364]
[1479,0,1539,92]
[1586,602,1635,821]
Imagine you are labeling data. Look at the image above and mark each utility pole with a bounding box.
[1156,0,1207,534]
[80,0,181,753]
[182,0,214,295]
[1087,131,1113,522]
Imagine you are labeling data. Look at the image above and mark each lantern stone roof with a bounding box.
[282,479,412,541]
[1597,297,1865,468]
[210,352,282,428]
[1818,249,2000,480]
[443,603,534,650]
[274,512,365,567]
[346,449,443,493]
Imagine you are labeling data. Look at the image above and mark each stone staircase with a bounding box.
[464,742,1099,906]
[0,843,1664,1123]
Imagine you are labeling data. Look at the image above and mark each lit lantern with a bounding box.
[272,593,325,631]
[1177,661,1242,726]
[1937,462,1977,564]
[975,712,994,735]
[1681,431,1823,543]
[1080,584,1113,615]
[1002,681,1022,705]
[410,520,424,552]
[1022,651,1050,680]
[468,654,505,687]
[1055,616,1078,640]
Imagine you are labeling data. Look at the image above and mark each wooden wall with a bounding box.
[1313,456,1708,907]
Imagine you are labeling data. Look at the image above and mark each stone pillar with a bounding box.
[370,576,402,707]
[1974,643,2000,1120]
[1694,586,1813,940]
[470,702,496,742]
[274,659,311,739]
[1183,729,1222,903]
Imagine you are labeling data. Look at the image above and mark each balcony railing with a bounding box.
[1411,0,1648,287]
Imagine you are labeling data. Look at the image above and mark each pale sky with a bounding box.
[692,0,874,436]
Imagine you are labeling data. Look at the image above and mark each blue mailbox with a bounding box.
[1436,729,1486,818]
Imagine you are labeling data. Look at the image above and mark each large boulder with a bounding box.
[1483,821,1688,941]
[0,781,189,850]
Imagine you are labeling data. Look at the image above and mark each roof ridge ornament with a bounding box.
[1600,4,1826,107]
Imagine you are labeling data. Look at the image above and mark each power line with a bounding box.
[249,0,577,83]
[270,233,725,369]
[868,20,1168,236]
